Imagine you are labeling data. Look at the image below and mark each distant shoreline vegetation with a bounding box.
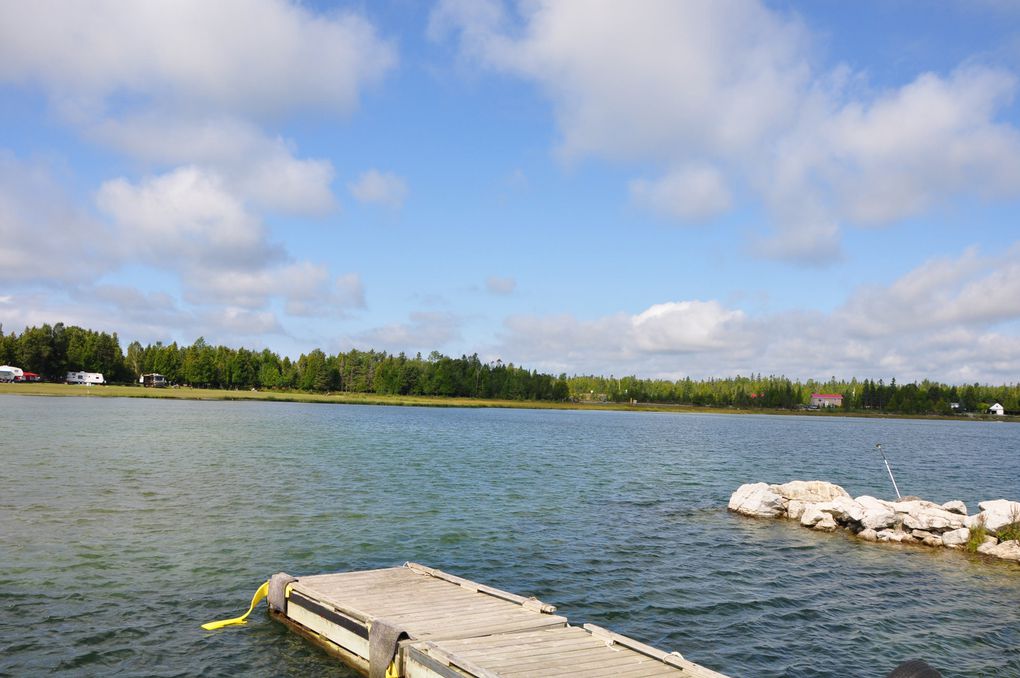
[2,322,1018,416]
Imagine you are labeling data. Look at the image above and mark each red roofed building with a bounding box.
[810,393,843,408]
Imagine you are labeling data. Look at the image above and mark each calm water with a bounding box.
[1,395,1018,678]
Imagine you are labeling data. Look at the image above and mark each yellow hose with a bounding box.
[202,581,270,630]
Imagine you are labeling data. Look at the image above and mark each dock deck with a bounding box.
[268,562,728,678]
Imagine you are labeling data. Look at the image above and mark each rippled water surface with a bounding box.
[1,395,1018,677]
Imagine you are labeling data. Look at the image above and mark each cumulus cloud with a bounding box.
[353,312,462,354]
[89,115,336,215]
[631,301,747,352]
[183,264,365,316]
[495,245,1020,383]
[0,0,396,117]
[836,245,1020,336]
[348,170,409,209]
[0,152,115,284]
[0,2,388,342]
[629,166,732,221]
[486,276,517,295]
[432,0,1020,262]
[96,166,280,268]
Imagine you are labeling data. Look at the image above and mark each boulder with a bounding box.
[800,504,826,527]
[941,500,967,515]
[941,527,970,547]
[786,500,807,521]
[858,528,878,542]
[729,483,787,518]
[975,500,1020,532]
[813,513,838,532]
[893,500,966,532]
[922,535,943,548]
[771,480,850,503]
[855,495,897,530]
[982,539,1020,562]
[825,495,865,524]
[976,537,1000,555]
[876,529,904,543]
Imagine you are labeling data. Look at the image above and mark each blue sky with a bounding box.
[2,0,1020,383]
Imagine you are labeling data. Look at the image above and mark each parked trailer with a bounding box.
[66,371,105,385]
[139,373,167,387]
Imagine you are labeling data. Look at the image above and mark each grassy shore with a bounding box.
[2,382,1016,422]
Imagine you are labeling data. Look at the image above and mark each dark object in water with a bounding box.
[887,659,942,678]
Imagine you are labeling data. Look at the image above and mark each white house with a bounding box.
[989,402,1005,416]
[66,371,105,385]
[810,393,843,408]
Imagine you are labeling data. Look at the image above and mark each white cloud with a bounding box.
[433,0,1020,262]
[486,276,517,295]
[208,307,283,336]
[631,301,747,353]
[0,0,396,117]
[348,170,409,209]
[0,151,115,284]
[836,245,1020,336]
[89,115,336,215]
[353,312,462,353]
[494,244,1020,383]
[629,166,731,221]
[96,166,280,268]
[183,264,365,317]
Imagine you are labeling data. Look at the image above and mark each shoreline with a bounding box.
[1,382,1016,423]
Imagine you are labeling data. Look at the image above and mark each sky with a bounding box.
[2,0,1020,384]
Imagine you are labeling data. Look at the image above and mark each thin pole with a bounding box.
[875,443,901,500]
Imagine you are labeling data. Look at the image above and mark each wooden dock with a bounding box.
[267,562,728,678]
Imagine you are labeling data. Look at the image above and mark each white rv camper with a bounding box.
[0,365,23,382]
[66,371,105,385]
[139,373,167,387]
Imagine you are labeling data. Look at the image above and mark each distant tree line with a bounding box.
[0,323,568,401]
[566,373,1020,414]
[1,322,1017,413]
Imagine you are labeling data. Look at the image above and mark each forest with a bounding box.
[1,322,1017,414]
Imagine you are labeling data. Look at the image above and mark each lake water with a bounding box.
[1,395,1018,677]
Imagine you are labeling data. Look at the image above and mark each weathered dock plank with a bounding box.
[402,625,729,678]
[268,562,729,678]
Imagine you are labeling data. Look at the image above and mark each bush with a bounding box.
[965,518,987,552]
[997,506,1020,542]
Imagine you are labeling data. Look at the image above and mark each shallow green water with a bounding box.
[1,395,1018,677]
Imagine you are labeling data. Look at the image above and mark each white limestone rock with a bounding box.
[787,499,810,521]
[800,503,826,527]
[893,500,966,532]
[977,536,1001,555]
[876,529,904,543]
[813,513,838,532]
[771,480,850,503]
[941,500,967,516]
[983,539,1020,562]
[826,495,865,524]
[729,483,788,518]
[975,500,1020,532]
[922,535,943,548]
[855,496,897,530]
[858,528,878,542]
[941,527,970,547]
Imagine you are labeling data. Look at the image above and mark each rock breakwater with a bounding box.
[729,480,1020,563]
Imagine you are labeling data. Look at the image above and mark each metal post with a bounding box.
[875,443,901,500]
